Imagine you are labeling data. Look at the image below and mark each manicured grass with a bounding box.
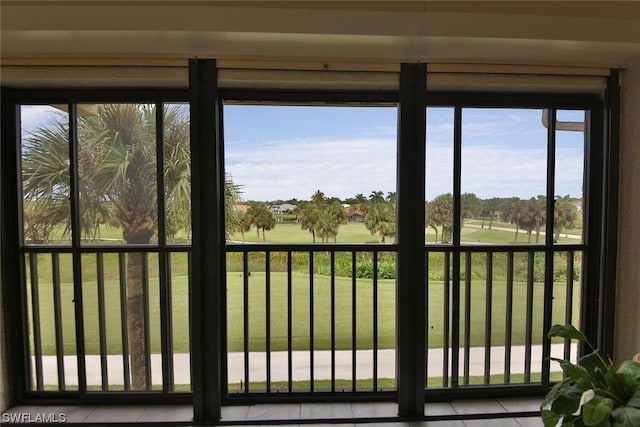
[40,217,582,247]
[29,269,579,356]
[229,221,383,244]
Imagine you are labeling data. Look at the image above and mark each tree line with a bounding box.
[426,193,579,243]
[230,191,579,245]
[228,189,399,243]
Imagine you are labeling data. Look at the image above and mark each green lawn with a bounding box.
[25,218,581,358]
[229,221,383,244]
[30,270,579,356]
[40,217,582,246]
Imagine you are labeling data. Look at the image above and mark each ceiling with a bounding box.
[2,1,640,69]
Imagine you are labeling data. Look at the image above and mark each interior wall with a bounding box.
[615,57,640,361]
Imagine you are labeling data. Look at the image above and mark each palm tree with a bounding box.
[365,203,396,243]
[426,193,453,243]
[234,211,252,243]
[21,103,240,390]
[315,201,348,243]
[369,190,385,204]
[246,202,275,242]
[297,202,320,242]
[554,195,578,240]
[385,191,397,204]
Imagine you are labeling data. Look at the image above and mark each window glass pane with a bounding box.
[77,104,158,245]
[461,108,548,245]
[426,107,454,244]
[163,103,191,244]
[223,104,398,393]
[555,110,585,244]
[20,105,71,245]
[224,105,397,244]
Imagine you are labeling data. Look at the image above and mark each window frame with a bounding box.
[0,68,618,420]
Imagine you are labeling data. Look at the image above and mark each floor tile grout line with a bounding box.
[80,405,97,423]
[137,405,150,422]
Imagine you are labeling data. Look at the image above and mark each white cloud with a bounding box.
[227,131,585,202]
[20,105,65,134]
[226,136,397,201]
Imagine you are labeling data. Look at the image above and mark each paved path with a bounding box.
[37,344,575,386]
[463,223,582,241]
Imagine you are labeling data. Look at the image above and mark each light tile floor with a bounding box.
[2,398,543,425]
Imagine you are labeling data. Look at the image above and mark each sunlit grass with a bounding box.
[30,271,579,355]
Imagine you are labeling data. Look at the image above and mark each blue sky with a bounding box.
[20,104,586,202]
[224,105,585,201]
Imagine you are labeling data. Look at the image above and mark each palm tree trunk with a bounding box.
[127,252,148,390]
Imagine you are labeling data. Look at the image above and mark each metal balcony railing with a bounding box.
[21,243,582,399]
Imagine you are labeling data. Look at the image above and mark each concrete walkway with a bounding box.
[36,344,575,387]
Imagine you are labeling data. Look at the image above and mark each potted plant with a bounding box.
[541,324,640,426]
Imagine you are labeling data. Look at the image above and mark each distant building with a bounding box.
[270,203,297,214]
[344,205,366,222]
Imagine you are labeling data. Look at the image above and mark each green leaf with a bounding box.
[543,377,584,416]
[611,406,640,427]
[541,409,563,427]
[583,395,614,426]
[603,366,628,402]
[616,360,640,397]
[553,394,582,416]
[548,324,588,342]
[627,388,640,409]
[561,360,597,389]
[543,378,578,407]
[581,351,609,383]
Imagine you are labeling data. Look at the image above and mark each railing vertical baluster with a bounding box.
[309,250,314,392]
[243,251,249,393]
[52,253,65,390]
[484,251,493,385]
[29,253,43,391]
[119,253,130,391]
[373,251,379,392]
[564,251,575,362]
[451,248,461,388]
[524,251,535,382]
[265,251,271,393]
[351,251,357,392]
[330,251,336,392]
[425,251,429,388]
[463,252,471,385]
[287,251,293,392]
[504,252,514,384]
[160,251,174,392]
[96,252,108,391]
[142,253,151,390]
[442,251,450,387]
